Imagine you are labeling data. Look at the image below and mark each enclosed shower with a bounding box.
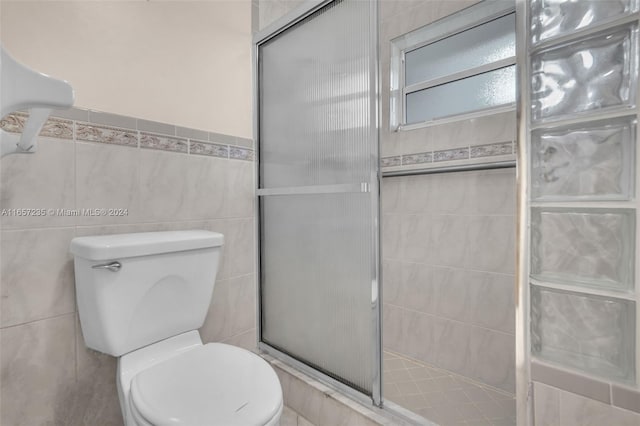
[254,0,640,424]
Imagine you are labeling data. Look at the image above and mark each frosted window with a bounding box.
[405,13,516,86]
[406,66,516,124]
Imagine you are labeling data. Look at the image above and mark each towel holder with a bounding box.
[1,46,75,157]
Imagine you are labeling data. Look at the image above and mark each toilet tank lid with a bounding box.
[70,230,224,260]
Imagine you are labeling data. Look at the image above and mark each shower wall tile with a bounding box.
[1,227,76,328]
[464,215,515,274]
[0,137,76,229]
[75,141,140,225]
[0,314,76,426]
[468,327,516,393]
[382,168,516,394]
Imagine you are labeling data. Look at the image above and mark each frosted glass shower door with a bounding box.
[255,0,380,402]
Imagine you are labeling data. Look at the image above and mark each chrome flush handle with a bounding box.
[91,261,122,272]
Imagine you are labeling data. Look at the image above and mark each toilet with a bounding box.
[70,230,283,426]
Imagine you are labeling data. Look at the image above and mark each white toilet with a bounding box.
[70,230,283,426]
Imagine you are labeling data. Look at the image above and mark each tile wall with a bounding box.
[0,108,256,425]
[382,168,516,393]
[379,0,517,398]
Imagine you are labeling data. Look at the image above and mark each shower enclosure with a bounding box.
[255,0,640,424]
[254,0,382,405]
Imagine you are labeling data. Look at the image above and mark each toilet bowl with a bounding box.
[70,231,283,426]
[122,332,282,426]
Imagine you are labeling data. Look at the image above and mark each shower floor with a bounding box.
[383,351,516,425]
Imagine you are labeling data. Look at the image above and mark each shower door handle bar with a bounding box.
[257,182,370,197]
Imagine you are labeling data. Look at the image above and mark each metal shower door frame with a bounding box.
[252,0,382,407]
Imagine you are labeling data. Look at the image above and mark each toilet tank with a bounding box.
[70,230,224,357]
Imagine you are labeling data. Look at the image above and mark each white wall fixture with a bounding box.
[0,46,74,157]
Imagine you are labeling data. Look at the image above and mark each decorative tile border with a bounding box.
[140,132,188,153]
[76,123,138,147]
[0,113,26,133]
[190,140,229,158]
[470,141,513,158]
[381,156,401,167]
[41,117,73,139]
[229,146,255,161]
[1,110,255,161]
[402,151,432,166]
[381,140,515,169]
[434,147,469,162]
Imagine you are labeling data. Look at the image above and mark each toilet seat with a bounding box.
[129,343,283,426]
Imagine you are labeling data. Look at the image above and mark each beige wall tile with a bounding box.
[1,314,76,426]
[186,155,227,220]
[200,274,256,343]
[138,149,191,222]
[75,142,140,226]
[1,137,75,229]
[70,315,123,425]
[221,327,257,353]
[1,227,76,327]
[227,159,255,218]
[224,217,255,278]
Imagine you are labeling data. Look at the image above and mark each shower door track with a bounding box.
[381,159,515,177]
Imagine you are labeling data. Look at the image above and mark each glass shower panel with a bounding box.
[261,193,373,392]
[259,0,372,189]
[257,0,379,398]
